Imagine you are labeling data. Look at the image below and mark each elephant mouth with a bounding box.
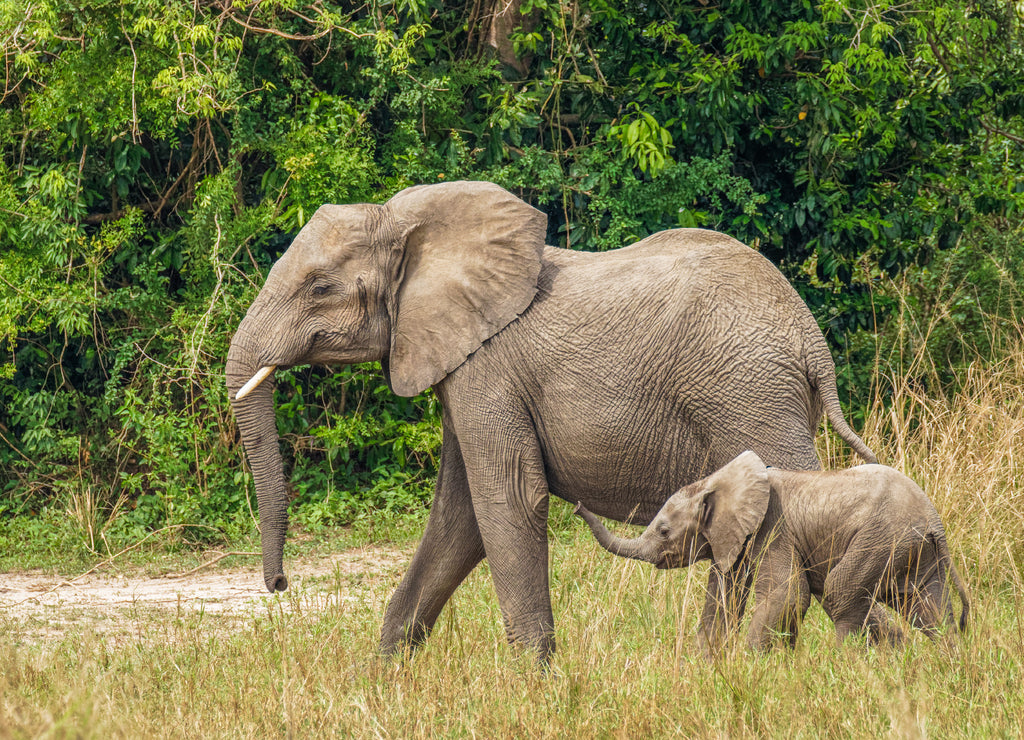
[656,552,681,569]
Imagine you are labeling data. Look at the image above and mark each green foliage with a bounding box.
[2,0,1023,545]
[272,364,441,530]
[838,216,1024,417]
[610,104,676,177]
[269,95,380,230]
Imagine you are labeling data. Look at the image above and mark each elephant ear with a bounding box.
[701,451,771,572]
[380,181,547,397]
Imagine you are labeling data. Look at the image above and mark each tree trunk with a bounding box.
[469,0,538,75]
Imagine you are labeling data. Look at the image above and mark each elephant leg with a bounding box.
[891,554,954,637]
[459,419,555,661]
[746,548,810,651]
[769,437,822,473]
[906,590,953,636]
[697,564,753,657]
[864,603,906,646]
[727,416,822,474]
[380,431,485,656]
[823,594,875,644]
[821,535,898,645]
[828,596,906,646]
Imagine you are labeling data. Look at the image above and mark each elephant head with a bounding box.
[226,182,547,591]
[575,451,771,572]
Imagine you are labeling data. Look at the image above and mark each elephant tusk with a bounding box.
[235,365,277,401]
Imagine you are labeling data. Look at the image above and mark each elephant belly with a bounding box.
[528,376,823,525]
[534,402,709,525]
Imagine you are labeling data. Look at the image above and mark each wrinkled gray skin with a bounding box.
[225,181,877,661]
[576,451,969,653]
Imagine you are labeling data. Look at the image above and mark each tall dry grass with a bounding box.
[822,308,1024,604]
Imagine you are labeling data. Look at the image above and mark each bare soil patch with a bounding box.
[0,544,411,643]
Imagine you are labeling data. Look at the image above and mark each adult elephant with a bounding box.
[226,180,876,661]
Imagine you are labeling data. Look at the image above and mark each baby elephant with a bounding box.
[575,451,969,653]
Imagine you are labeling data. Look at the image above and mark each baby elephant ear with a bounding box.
[381,181,547,397]
[702,451,771,572]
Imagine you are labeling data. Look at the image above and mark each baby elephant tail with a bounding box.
[954,567,970,633]
[932,532,970,632]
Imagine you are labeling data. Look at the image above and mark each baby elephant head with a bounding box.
[575,451,771,572]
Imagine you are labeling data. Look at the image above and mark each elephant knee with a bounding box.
[745,627,776,653]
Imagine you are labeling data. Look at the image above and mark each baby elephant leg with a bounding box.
[864,602,906,646]
[906,583,955,636]
[822,593,874,644]
[697,565,753,657]
[747,549,811,651]
[887,543,956,636]
[822,533,903,646]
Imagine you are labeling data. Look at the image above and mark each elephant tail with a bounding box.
[932,531,970,633]
[806,345,878,465]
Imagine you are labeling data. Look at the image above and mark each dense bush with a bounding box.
[1,0,1022,551]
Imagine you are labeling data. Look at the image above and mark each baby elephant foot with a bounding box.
[833,604,905,648]
[864,604,906,646]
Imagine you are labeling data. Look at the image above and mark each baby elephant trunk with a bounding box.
[574,503,659,564]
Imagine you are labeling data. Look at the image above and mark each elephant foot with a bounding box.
[379,617,432,659]
[865,604,906,646]
[502,611,556,666]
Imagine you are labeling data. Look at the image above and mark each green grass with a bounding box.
[0,501,430,576]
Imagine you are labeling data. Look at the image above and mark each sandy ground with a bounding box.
[0,545,411,643]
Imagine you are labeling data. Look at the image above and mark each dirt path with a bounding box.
[0,545,411,643]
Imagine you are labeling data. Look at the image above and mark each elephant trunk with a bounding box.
[574,503,659,564]
[226,326,289,592]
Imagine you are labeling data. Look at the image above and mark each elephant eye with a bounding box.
[311,283,332,297]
